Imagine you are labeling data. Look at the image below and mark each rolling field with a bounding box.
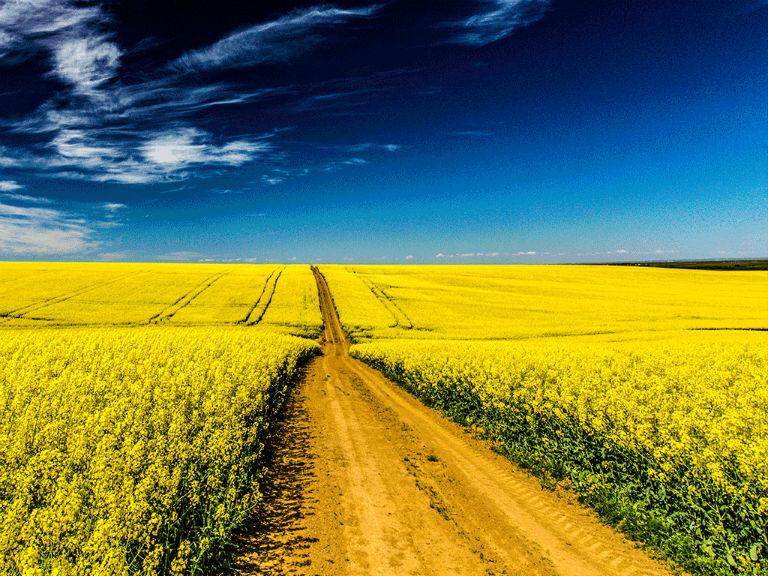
[0,263,321,335]
[320,264,766,340]
[320,265,768,575]
[1,262,766,575]
[0,263,322,575]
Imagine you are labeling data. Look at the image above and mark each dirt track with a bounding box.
[232,268,675,575]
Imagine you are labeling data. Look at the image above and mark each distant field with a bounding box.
[611,259,768,271]
[0,263,321,337]
[320,264,768,340]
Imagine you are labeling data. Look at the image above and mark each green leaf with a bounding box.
[726,552,737,568]
[749,542,760,562]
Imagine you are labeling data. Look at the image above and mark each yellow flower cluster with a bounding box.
[0,326,318,575]
[351,330,768,575]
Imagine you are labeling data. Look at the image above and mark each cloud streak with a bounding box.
[348,142,401,152]
[41,126,271,184]
[0,199,98,254]
[0,180,23,192]
[172,5,381,73]
[436,251,501,258]
[140,128,268,172]
[452,0,550,46]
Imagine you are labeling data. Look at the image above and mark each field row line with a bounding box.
[241,267,284,325]
[149,272,228,324]
[0,273,138,320]
[348,268,413,329]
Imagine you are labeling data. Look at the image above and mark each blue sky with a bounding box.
[0,0,765,263]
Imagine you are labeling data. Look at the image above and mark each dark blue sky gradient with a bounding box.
[0,0,765,262]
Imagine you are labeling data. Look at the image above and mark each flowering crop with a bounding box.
[0,263,321,336]
[0,327,318,576]
[351,331,768,575]
[320,264,768,340]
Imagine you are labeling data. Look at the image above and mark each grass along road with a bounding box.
[231,268,676,576]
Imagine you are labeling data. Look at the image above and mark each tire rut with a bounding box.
[1,272,136,319]
[244,267,284,326]
[150,271,227,323]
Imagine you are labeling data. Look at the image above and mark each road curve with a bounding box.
[232,267,676,576]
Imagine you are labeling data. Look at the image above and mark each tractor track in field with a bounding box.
[239,268,278,324]
[231,267,677,576]
[148,272,227,323]
[346,267,413,329]
[243,267,284,325]
[0,272,136,320]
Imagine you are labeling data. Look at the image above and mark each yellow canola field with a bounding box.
[0,326,319,576]
[164,265,322,337]
[258,266,323,337]
[320,265,768,340]
[351,330,768,574]
[0,263,321,337]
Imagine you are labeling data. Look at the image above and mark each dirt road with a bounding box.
[232,268,675,576]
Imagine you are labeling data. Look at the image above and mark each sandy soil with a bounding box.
[231,268,676,576]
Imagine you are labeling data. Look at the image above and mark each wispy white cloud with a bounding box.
[348,142,401,152]
[0,180,23,192]
[0,1,120,99]
[293,87,386,112]
[140,128,267,171]
[261,175,284,185]
[0,200,98,254]
[0,2,388,187]
[452,0,550,46]
[1,192,51,204]
[0,1,280,185]
[50,128,124,169]
[0,146,22,168]
[0,0,102,58]
[173,5,381,73]
[52,35,121,95]
[323,156,372,172]
[102,202,126,213]
[36,126,270,184]
[436,251,500,258]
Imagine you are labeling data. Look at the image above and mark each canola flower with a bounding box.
[0,326,318,576]
[351,331,768,575]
